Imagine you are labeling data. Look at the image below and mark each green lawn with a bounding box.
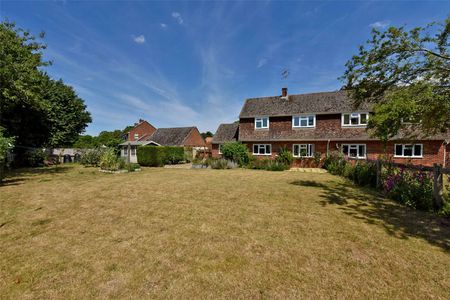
[1,165,449,298]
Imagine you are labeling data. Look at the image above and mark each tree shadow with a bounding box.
[1,165,72,187]
[290,180,450,252]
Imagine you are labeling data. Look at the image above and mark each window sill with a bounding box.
[253,153,272,156]
[394,156,423,159]
[341,125,368,128]
[292,127,315,129]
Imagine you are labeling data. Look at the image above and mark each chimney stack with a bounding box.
[281,87,288,98]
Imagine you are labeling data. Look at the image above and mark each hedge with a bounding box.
[137,146,184,167]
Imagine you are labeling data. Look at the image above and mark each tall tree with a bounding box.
[341,16,450,141]
[0,21,91,148]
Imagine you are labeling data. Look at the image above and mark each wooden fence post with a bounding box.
[433,164,444,210]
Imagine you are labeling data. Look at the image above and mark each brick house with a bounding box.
[120,121,206,163]
[126,119,157,141]
[212,88,450,167]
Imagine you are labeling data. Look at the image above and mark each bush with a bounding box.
[221,142,250,166]
[266,161,288,171]
[165,147,185,164]
[209,158,229,169]
[80,148,104,167]
[24,149,46,167]
[137,146,165,167]
[137,146,184,167]
[251,158,271,170]
[126,163,141,172]
[383,167,434,211]
[276,147,293,167]
[99,148,125,171]
[323,151,346,175]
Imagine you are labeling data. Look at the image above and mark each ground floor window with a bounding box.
[293,144,314,157]
[131,147,136,156]
[123,148,128,156]
[395,144,423,158]
[218,144,223,154]
[253,144,271,155]
[342,144,366,159]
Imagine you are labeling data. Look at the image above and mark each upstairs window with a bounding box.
[293,115,315,128]
[255,117,269,129]
[293,144,314,157]
[134,133,139,140]
[342,113,368,126]
[253,144,271,155]
[342,144,366,159]
[395,144,423,158]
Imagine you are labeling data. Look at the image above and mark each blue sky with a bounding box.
[1,1,449,135]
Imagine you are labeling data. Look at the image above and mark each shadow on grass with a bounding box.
[1,165,72,187]
[291,180,450,252]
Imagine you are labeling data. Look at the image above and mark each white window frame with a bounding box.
[218,144,223,154]
[255,117,269,129]
[292,115,316,128]
[341,112,369,127]
[253,144,272,156]
[123,148,128,156]
[394,144,423,158]
[131,147,136,156]
[293,144,314,157]
[134,133,139,140]
[342,144,366,159]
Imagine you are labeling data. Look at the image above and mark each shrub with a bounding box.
[137,146,185,167]
[221,142,250,166]
[313,151,322,167]
[276,147,293,167]
[323,151,346,175]
[137,146,166,167]
[383,167,434,211]
[209,158,229,169]
[266,161,288,171]
[165,147,185,164]
[99,148,125,171]
[251,158,271,170]
[80,148,104,167]
[24,149,46,167]
[126,163,140,172]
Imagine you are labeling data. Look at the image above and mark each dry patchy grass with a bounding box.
[1,165,449,299]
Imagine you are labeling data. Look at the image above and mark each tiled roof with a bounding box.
[212,123,239,144]
[239,90,373,118]
[142,127,195,146]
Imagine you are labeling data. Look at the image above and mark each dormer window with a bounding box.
[255,117,269,129]
[293,115,315,128]
[342,112,368,127]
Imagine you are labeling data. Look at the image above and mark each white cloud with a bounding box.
[133,35,146,44]
[257,58,267,68]
[171,12,184,24]
[369,20,390,29]
[160,23,167,28]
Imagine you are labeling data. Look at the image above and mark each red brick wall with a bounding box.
[183,128,206,147]
[128,121,156,141]
[242,140,446,167]
[211,144,221,158]
[239,115,369,141]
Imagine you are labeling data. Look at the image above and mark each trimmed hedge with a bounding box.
[137,146,184,167]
